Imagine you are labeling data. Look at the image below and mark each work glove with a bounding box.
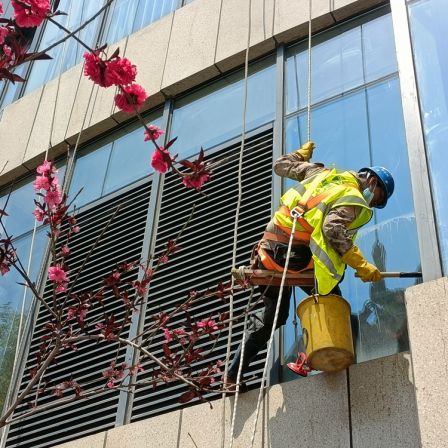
[341,245,382,282]
[294,141,315,161]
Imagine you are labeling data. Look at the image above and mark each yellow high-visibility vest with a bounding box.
[273,169,373,294]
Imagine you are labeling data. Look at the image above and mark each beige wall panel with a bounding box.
[105,371,348,447]
[215,0,276,72]
[273,0,335,44]
[113,12,174,117]
[63,63,117,147]
[406,278,448,448]
[331,0,387,22]
[0,87,44,185]
[349,352,420,448]
[54,431,106,448]
[106,410,183,448]
[161,0,221,97]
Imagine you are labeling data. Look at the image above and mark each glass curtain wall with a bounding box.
[283,12,421,364]
[103,0,178,45]
[69,110,163,208]
[408,0,448,274]
[0,176,58,410]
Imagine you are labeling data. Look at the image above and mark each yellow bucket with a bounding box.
[297,294,354,372]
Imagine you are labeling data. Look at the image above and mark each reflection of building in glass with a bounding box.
[0,0,447,447]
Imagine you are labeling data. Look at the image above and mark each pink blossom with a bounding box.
[12,0,50,28]
[36,160,55,175]
[197,318,219,331]
[0,262,10,275]
[33,174,51,191]
[0,27,9,45]
[144,125,165,142]
[163,328,172,342]
[182,172,210,190]
[83,51,111,87]
[114,83,147,113]
[55,283,67,293]
[105,57,137,86]
[151,147,173,173]
[60,245,70,257]
[44,189,62,209]
[48,265,68,283]
[33,207,45,221]
[0,3,4,15]
[2,44,11,57]
[72,225,80,233]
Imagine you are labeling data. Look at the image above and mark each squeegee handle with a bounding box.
[355,272,422,278]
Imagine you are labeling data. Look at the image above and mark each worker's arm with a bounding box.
[274,142,324,180]
[323,206,382,282]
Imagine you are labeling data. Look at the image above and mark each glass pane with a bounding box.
[362,13,398,83]
[24,0,102,95]
[283,77,419,364]
[285,89,370,172]
[0,179,36,237]
[0,228,48,409]
[409,0,448,273]
[102,114,163,195]
[286,13,398,115]
[69,143,112,208]
[105,0,177,45]
[286,27,364,114]
[171,56,276,159]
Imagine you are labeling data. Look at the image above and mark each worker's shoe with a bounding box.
[287,352,312,377]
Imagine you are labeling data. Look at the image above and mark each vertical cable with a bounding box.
[307,0,312,142]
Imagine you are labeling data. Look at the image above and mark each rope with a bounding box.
[307,0,312,142]
[249,216,298,447]
[249,2,314,444]
[221,0,253,446]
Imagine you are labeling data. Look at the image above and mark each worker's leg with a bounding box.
[227,284,292,382]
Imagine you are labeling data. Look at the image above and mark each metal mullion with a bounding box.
[116,99,173,426]
[273,44,284,383]
[390,0,442,280]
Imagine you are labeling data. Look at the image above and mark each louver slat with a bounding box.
[131,128,273,422]
[5,181,152,448]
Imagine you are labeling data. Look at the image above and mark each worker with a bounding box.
[225,141,394,389]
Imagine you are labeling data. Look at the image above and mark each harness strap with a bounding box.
[256,244,314,274]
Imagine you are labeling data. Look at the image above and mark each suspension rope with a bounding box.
[307,0,312,142]
[249,216,298,447]
[249,2,314,444]
[220,0,253,446]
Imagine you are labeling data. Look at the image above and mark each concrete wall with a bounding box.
[53,353,419,448]
[405,277,448,448]
[0,0,387,186]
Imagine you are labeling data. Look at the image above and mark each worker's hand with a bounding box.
[294,141,315,161]
[341,245,382,283]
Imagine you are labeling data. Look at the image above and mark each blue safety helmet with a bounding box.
[358,166,394,209]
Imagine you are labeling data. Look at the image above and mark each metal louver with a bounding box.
[5,180,152,448]
[131,126,274,422]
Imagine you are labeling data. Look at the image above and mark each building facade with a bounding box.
[0,0,447,446]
